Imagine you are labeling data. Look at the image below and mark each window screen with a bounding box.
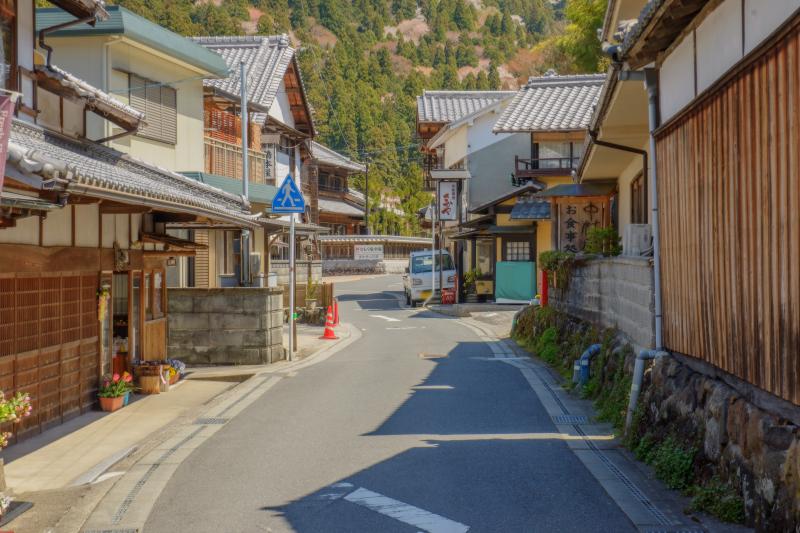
[505,241,531,261]
[129,73,177,144]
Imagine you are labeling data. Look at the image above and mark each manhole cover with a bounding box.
[193,417,230,425]
[419,353,447,359]
[551,414,589,425]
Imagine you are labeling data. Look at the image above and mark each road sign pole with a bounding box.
[288,215,295,361]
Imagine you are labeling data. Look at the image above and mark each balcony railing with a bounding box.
[513,156,578,185]
[204,137,270,184]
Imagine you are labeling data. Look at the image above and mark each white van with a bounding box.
[402,250,457,307]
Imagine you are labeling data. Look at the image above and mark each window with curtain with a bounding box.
[536,141,584,169]
[129,73,177,144]
[476,239,493,274]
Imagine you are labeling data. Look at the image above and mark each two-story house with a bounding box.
[192,35,324,287]
[311,140,366,235]
[2,2,256,438]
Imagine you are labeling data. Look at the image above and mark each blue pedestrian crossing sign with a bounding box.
[272,174,305,214]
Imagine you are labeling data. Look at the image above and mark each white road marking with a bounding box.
[344,487,469,533]
[386,326,417,330]
[478,312,498,317]
[369,314,401,322]
[412,385,454,390]
[354,298,399,302]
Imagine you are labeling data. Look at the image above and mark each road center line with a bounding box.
[344,487,469,533]
[369,314,401,322]
[386,326,417,330]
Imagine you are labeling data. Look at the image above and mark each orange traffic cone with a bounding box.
[333,298,340,326]
[320,306,339,340]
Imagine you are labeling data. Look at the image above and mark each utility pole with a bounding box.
[240,60,250,286]
[364,159,370,235]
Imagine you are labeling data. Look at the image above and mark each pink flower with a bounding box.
[112,373,120,382]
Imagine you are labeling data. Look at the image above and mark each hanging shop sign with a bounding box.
[438,181,458,221]
[556,199,606,252]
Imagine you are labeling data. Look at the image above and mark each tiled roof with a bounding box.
[318,198,365,217]
[510,198,551,220]
[492,74,606,133]
[319,234,431,244]
[34,64,145,132]
[8,120,258,226]
[311,141,366,173]
[417,90,516,124]
[193,35,294,113]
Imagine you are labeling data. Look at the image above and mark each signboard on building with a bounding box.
[438,181,458,221]
[354,244,384,261]
[557,200,606,252]
[263,133,280,184]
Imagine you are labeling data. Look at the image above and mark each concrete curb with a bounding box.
[48,323,361,533]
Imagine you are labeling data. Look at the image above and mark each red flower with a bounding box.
[112,373,120,382]
[122,372,132,383]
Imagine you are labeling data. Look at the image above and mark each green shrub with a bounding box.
[648,436,696,490]
[584,226,622,256]
[688,478,745,524]
[538,250,576,288]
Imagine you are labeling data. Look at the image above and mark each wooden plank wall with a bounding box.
[656,24,800,406]
[0,272,99,439]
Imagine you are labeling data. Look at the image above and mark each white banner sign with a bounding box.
[354,244,384,261]
[438,181,458,221]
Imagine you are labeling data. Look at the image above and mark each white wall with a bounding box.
[75,204,99,247]
[659,0,800,122]
[0,215,38,244]
[41,206,71,246]
[269,80,295,128]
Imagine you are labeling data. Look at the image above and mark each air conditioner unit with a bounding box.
[623,224,652,256]
[249,252,262,279]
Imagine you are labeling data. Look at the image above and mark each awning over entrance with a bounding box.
[534,182,616,198]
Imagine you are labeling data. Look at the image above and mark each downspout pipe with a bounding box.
[39,17,96,68]
[625,349,668,431]
[644,68,664,350]
[573,343,602,386]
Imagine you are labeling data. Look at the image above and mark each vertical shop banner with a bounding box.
[438,181,458,221]
[0,95,14,194]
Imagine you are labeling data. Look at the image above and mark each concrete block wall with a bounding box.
[322,259,407,275]
[168,287,284,365]
[552,256,655,350]
[271,260,322,286]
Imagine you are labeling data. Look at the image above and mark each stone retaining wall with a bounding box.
[639,355,799,530]
[322,258,407,275]
[168,287,284,365]
[551,256,655,350]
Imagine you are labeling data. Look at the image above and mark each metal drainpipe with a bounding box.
[625,349,668,431]
[573,343,602,385]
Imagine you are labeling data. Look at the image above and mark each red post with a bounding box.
[541,270,549,307]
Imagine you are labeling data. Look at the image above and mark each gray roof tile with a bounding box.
[8,120,257,226]
[417,90,515,124]
[318,197,365,217]
[493,74,605,133]
[311,141,366,173]
[193,35,294,114]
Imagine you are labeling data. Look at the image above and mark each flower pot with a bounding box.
[99,395,125,412]
[123,391,130,406]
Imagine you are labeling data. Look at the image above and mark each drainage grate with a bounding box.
[193,417,230,425]
[551,414,588,425]
[84,529,139,533]
[419,353,447,359]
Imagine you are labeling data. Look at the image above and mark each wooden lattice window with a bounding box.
[61,275,81,344]
[15,277,39,353]
[40,276,61,349]
[81,275,97,340]
[0,277,14,357]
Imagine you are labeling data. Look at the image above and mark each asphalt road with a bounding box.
[144,276,635,532]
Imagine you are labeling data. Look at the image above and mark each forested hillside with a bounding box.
[111,0,605,234]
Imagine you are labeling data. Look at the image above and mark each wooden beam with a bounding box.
[99,201,152,214]
[153,212,197,223]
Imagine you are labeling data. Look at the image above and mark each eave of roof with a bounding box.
[36,7,229,77]
[416,90,516,124]
[470,183,544,214]
[9,119,257,227]
[181,172,277,206]
[33,64,145,132]
[318,197,365,218]
[49,0,108,23]
[311,141,366,173]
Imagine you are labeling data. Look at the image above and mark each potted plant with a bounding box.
[0,391,32,520]
[305,279,320,310]
[463,269,482,303]
[98,372,134,412]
